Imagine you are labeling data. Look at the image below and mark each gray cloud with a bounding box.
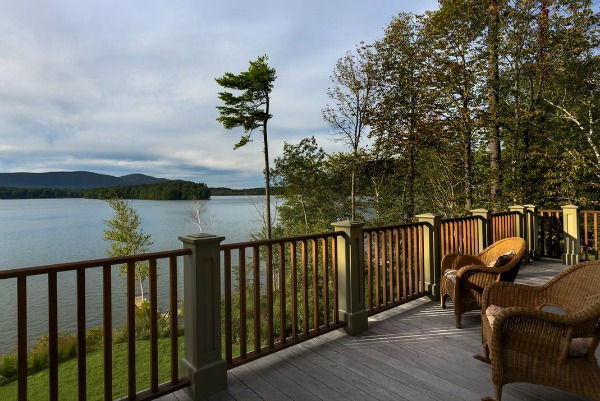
[0,0,439,188]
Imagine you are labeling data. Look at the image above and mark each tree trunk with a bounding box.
[407,146,415,218]
[464,135,472,211]
[351,165,356,221]
[488,0,502,207]
[139,279,145,302]
[264,94,272,239]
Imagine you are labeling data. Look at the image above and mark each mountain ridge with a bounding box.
[0,171,170,189]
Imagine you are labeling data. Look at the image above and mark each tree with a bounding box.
[368,12,432,218]
[103,197,153,301]
[187,198,214,232]
[323,45,375,220]
[272,137,346,235]
[422,0,488,212]
[216,55,277,239]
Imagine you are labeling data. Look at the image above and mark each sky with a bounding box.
[0,0,440,188]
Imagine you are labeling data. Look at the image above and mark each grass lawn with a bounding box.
[0,336,184,401]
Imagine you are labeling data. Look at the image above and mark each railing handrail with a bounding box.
[491,211,519,217]
[0,248,191,279]
[441,215,481,224]
[220,231,341,250]
[363,221,426,233]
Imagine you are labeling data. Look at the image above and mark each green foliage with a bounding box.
[216,54,278,238]
[223,239,337,359]
[103,196,153,300]
[0,309,183,388]
[0,187,86,199]
[216,55,277,148]
[0,181,210,200]
[209,187,272,196]
[0,332,78,385]
[85,180,210,200]
[272,137,347,236]
[0,335,184,400]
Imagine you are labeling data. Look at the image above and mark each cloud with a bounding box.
[0,0,440,188]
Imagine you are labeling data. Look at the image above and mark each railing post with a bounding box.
[524,204,539,261]
[179,233,227,400]
[416,213,442,301]
[470,208,492,250]
[508,205,529,264]
[331,220,368,335]
[562,205,581,265]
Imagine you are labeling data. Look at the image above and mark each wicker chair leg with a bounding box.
[455,312,462,329]
[441,294,446,309]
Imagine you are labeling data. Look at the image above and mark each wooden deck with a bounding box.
[161,260,598,401]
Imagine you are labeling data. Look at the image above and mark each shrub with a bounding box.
[85,327,104,349]
[0,353,17,385]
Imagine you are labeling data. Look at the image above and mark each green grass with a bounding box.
[0,336,184,401]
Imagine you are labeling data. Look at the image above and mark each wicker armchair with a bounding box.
[478,261,600,401]
[440,237,526,328]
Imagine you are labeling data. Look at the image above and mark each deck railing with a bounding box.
[363,223,427,315]
[491,211,519,243]
[220,232,346,368]
[538,209,564,259]
[5,203,583,400]
[0,250,190,401]
[581,210,600,261]
[440,216,481,259]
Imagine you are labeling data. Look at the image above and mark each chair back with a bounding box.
[546,261,600,335]
[478,237,527,282]
[547,261,600,312]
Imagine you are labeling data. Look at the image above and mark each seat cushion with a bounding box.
[443,269,457,283]
[485,305,589,357]
[487,249,516,268]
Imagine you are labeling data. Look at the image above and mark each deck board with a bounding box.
[162,260,597,400]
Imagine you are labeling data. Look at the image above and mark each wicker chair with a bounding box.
[440,237,526,328]
[478,261,600,401]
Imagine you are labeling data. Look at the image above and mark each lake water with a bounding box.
[0,196,268,354]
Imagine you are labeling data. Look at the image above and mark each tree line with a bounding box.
[268,0,599,237]
[0,180,210,200]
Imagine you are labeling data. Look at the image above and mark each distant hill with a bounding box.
[0,171,169,189]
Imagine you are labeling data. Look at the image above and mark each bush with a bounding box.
[0,354,17,385]
[85,327,104,349]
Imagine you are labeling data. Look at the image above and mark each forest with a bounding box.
[0,180,211,200]
[269,0,599,237]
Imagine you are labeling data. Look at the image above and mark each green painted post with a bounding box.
[331,220,368,335]
[470,208,492,251]
[416,213,442,301]
[179,233,227,400]
[561,205,581,265]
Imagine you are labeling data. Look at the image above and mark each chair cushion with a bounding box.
[485,304,503,328]
[443,269,457,283]
[568,338,589,357]
[487,249,516,268]
[485,305,589,357]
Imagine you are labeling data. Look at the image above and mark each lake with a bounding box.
[0,196,268,354]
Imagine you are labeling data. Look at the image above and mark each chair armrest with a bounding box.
[457,263,500,276]
[491,307,577,362]
[481,281,542,311]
